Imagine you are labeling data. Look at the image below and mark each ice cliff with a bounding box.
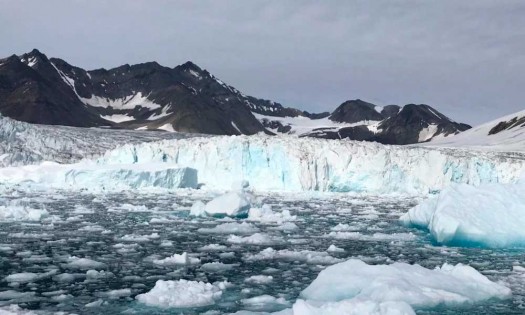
[93,136,525,193]
[1,115,524,194]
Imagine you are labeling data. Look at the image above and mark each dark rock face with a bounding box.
[306,101,471,144]
[488,116,525,135]
[0,50,108,127]
[329,99,384,123]
[0,50,293,135]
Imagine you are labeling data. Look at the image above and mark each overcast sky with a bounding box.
[1,0,524,125]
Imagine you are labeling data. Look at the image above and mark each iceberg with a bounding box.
[400,180,525,247]
[204,191,252,217]
[135,279,228,308]
[299,259,510,312]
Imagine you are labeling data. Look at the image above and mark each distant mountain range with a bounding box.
[0,49,470,144]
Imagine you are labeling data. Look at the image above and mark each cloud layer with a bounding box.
[1,0,524,124]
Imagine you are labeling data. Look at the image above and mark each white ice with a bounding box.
[400,179,525,247]
[135,279,228,308]
[299,259,510,312]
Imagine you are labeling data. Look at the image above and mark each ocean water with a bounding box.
[0,188,524,314]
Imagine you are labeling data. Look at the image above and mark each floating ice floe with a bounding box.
[4,270,57,284]
[227,233,285,245]
[245,275,273,284]
[0,305,38,315]
[244,248,342,265]
[400,180,525,247]
[152,252,201,266]
[247,204,296,224]
[0,200,48,221]
[197,222,259,234]
[192,180,255,217]
[201,262,238,272]
[297,259,510,313]
[65,256,106,270]
[326,245,345,253]
[135,279,228,308]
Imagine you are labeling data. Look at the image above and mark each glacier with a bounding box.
[1,114,524,194]
[400,178,525,247]
[91,135,525,193]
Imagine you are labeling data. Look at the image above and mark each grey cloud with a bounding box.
[1,0,524,124]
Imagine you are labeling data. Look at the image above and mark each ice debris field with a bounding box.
[1,116,525,314]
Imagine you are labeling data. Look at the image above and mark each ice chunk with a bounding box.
[198,244,228,251]
[244,248,342,265]
[198,222,259,234]
[0,305,38,314]
[242,294,288,306]
[5,270,56,283]
[152,252,200,266]
[65,256,106,270]
[400,181,525,247]
[247,204,296,223]
[245,275,273,284]
[190,200,206,217]
[136,279,227,308]
[301,259,510,309]
[227,233,284,245]
[326,245,345,253]
[204,191,253,217]
[0,201,48,221]
[201,262,237,272]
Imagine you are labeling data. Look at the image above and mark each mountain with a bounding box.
[257,99,470,144]
[426,109,525,152]
[0,49,470,144]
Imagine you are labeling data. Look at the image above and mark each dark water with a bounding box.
[0,188,524,314]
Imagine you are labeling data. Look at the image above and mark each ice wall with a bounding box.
[95,136,525,193]
[0,114,195,167]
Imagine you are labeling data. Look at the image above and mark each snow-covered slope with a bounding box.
[427,109,525,152]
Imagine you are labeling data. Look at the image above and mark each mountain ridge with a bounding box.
[0,49,470,144]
